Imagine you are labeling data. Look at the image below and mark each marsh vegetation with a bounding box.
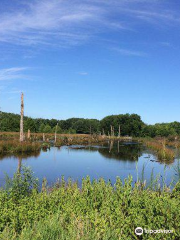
[0,111,180,239]
[0,166,179,240]
[0,141,41,154]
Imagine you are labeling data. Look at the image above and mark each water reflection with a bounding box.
[0,151,40,160]
[70,141,144,161]
[0,141,178,187]
[102,141,143,161]
[18,157,22,173]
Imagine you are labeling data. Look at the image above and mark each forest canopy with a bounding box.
[0,112,180,137]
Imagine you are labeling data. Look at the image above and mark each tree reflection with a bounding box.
[0,151,41,161]
[99,141,143,161]
[69,141,143,161]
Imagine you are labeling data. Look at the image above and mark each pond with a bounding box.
[0,141,179,187]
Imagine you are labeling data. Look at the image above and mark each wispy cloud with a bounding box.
[0,0,178,48]
[159,42,171,47]
[0,67,29,81]
[6,90,23,94]
[111,48,146,57]
[0,0,104,46]
[78,72,88,76]
[120,8,180,26]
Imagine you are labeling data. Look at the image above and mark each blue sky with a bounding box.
[0,0,180,124]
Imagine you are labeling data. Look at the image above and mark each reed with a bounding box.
[143,139,175,161]
[0,141,41,154]
[0,132,133,143]
[0,166,179,239]
[166,140,180,148]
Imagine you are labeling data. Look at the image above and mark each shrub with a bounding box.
[0,167,179,239]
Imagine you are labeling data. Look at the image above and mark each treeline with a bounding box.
[0,112,180,137]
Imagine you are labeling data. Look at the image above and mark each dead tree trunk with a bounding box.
[20,93,24,142]
[117,141,119,153]
[90,125,92,136]
[109,140,113,153]
[43,133,45,142]
[55,123,58,143]
[118,125,121,137]
[102,129,105,136]
[28,129,31,139]
[110,125,113,137]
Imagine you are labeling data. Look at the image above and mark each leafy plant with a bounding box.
[4,166,38,201]
[0,166,179,239]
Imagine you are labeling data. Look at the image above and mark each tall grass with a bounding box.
[0,166,179,239]
[143,139,175,161]
[0,132,133,146]
[0,141,41,154]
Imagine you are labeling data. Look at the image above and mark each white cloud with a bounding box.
[160,42,171,47]
[7,90,23,94]
[111,48,146,57]
[0,0,177,48]
[0,0,103,46]
[0,67,29,81]
[120,8,180,26]
[78,72,88,76]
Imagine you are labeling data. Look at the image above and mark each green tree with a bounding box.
[43,125,52,133]
[1,111,180,137]
[100,114,144,137]
[39,123,45,133]
[52,125,62,134]
[24,118,37,132]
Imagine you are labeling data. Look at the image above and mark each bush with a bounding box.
[4,166,38,201]
[0,141,41,154]
[0,167,179,239]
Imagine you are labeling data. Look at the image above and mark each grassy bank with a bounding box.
[0,141,41,154]
[0,132,91,141]
[0,134,178,163]
[0,131,131,142]
[0,167,179,240]
[0,132,132,149]
[139,138,175,162]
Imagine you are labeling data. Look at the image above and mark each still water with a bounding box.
[0,141,179,187]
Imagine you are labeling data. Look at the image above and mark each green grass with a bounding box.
[0,167,179,239]
[141,139,175,162]
[0,141,41,154]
